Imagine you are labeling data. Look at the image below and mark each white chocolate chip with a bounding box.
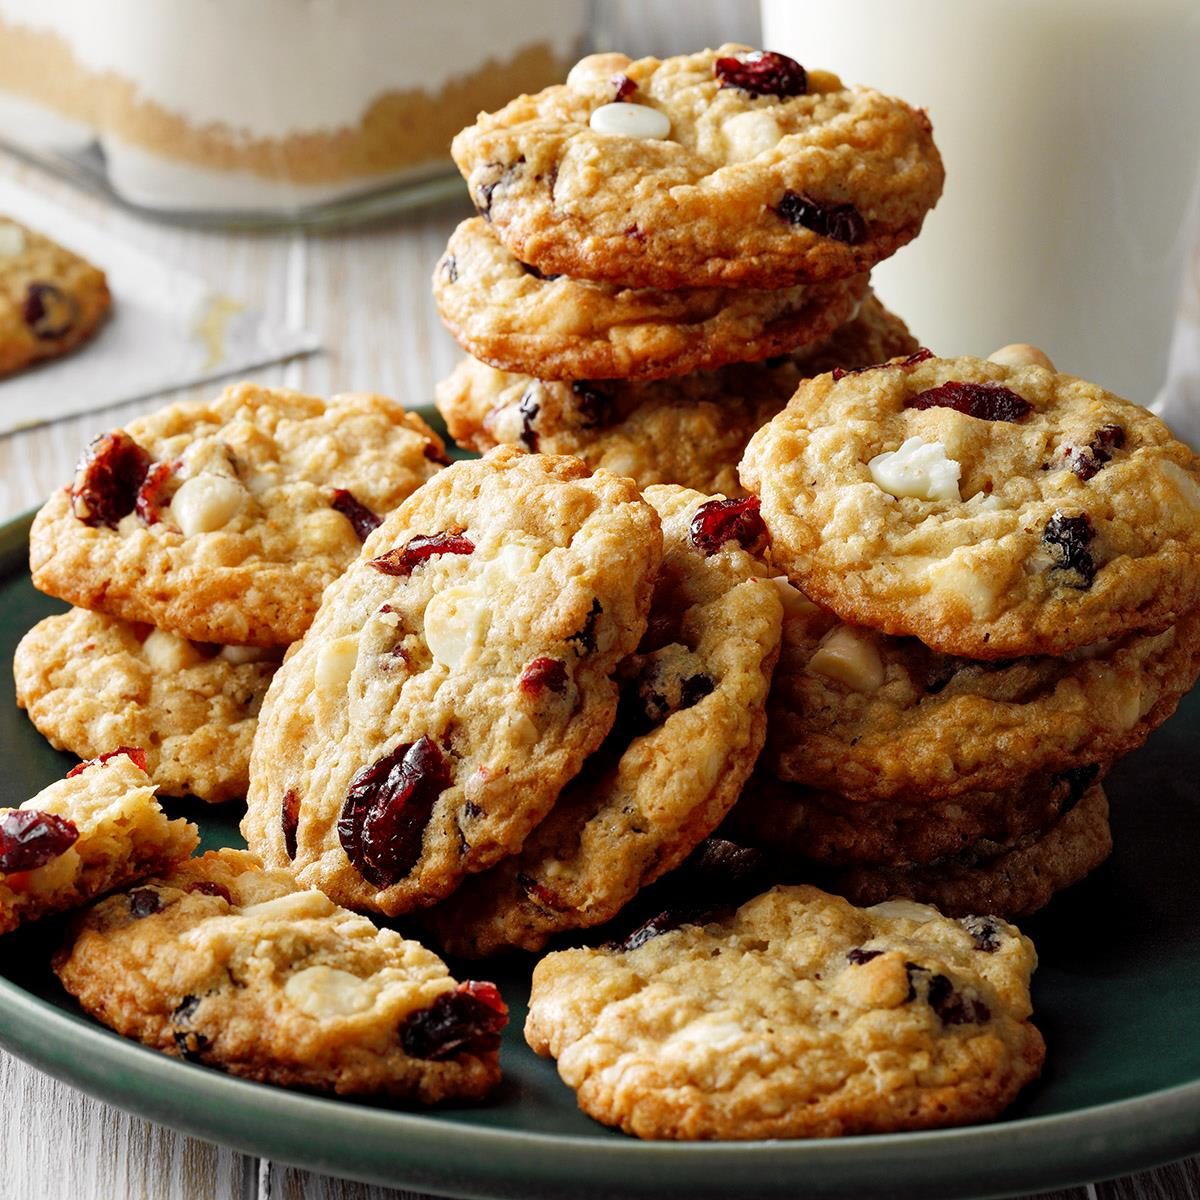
[926,553,1003,620]
[987,343,1056,371]
[770,575,822,619]
[869,436,962,503]
[808,625,885,692]
[590,102,671,140]
[567,52,632,92]
[240,890,335,921]
[867,899,940,922]
[142,629,203,673]
[0,222,26,257]
[169,474,246,537]
[486,541,541,581]
[218,643,275,665]
[284,966,375,1019]
[1160,460,1200,512]
[423,585,490,668]
[314,636,359,696]
[722,110,783,161]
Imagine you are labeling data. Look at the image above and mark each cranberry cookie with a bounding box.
[452,47,943,289]
[526,884,1044,1139]
[0,217,110,375]
[29,384,447,647]
[741,355,1200,657]
[434,217,867,380]
[0,750,198,935]
[15,608,281,803]
[242,446,662,916]
[53,849,506,1102]
[423,484,782,957]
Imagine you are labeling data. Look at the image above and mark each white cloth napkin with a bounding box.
[0,178,318,435]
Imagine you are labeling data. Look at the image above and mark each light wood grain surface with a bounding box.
[1,3,1198,1197]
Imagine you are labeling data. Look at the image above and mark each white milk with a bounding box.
[762,0,1200,404]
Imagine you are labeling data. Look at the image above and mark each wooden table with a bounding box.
[2,5,1198,1196]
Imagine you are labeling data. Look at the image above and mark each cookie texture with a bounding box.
[434,217,868,380]
[437,294,918,497]
[764,583,1200,801]
[0,750,198,935]
[53,849,506,1101]
[740,355,1200,657]
[0,217,110,375]
[29,384,447,646]
[423,484,783,956]
[15,608,280,803]
[243,446,662,916]
[452,47,943,288]
[526,884,1044,1139]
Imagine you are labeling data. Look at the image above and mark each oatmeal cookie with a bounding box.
[765,582,1200,801]
[53,849,506,1101]
[436,294,918,497]
[14,608,280,803]
[0,217,110,375]
[525,884,1044,1139]
[434,217,868,379]
[422,484,782,957]
[740,354,1200,657]
[242,446,662,916]
[0,750,197,935]
[29,383,447,647]
[451,47,943,289]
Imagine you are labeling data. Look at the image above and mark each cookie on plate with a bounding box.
[436,294,918,497]
[14,608,281,803]
[53,849,507,1101]
[242,446,663,916]
[764,582,1200,801]
[452,46,944,289]
[740,354,1200,657]
[29,383,448,647]
[423,484,783,957]
[525,884,1045,1139]
[0,749,198,935]
[0,217,111,376]
[434,216,868,380]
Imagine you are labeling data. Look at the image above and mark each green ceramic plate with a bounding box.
[1,505,1198,1200]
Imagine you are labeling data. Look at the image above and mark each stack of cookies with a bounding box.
[726,347,1200,917]
[433,44,944,494]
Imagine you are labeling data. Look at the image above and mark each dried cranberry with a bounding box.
[71,431,154,528]
[689,495,766,556]
[424,440,451,465]
[612,72,638,101]
[571,381,614,429]
[927,972,991,1025]
[23,281,77,339]
[170,993,209,1058]
[517,872,567,911]
[615,909,702,952]
[66,746,148,777]
[847,947,883,965]
[1067,423,1126,481]
[474,156,523,219]
[134,459,177,525]
[400,980,508,1060]
[281,789,300,860]
[128,888,163,918]
[959,915,1003,953]
[186,881,232,903]
[832,347,934,381]
[0,809,78,872]
[773,190,867,245]
[518,656,568,695]
[1042,511,1097,588]
[518,387,541,450]
[715,49,807,97]
[441,254,458,284]
[368,530,475,576]
[338,736,452,887]
[907,381,1033,422]
[566,598,603,655]
[621,667,714,735]
[330,488,382,542]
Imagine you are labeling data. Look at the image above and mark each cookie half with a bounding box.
[53,849,507,1102]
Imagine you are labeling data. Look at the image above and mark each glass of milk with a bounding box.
[761,0,1200,405]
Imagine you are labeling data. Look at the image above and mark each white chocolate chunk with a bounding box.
[314,635,359,696]
[868,436,962,503]
[0,222,26,257]
[284,966,375,1019]
[241,890,336,921]
[770,575,822,619]
[722,110,783,161]
[808,625,885,692]
[987,343,1056,371]
[423,585,490,668]
[590,102,671,139]
[170,474,246,537]
[142,629,203,673]
[218,643,275,665]
[926,554,1003,620]
[1160,460,1200,512]
[867,899,941,922]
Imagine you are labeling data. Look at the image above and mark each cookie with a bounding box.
[765,582,1200,801]
[0,217,111,375]
[0,749,198,935]
[451,47,943,289]
[53,849,506,1101]
[525,884,1044,1139]
[740,354,1200,657]
[242,446,662,916]
[29,384,448,647]
[422,484,783,957]
[436,294,918,497]
[434,217,868,380]
[14,608,280,803]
